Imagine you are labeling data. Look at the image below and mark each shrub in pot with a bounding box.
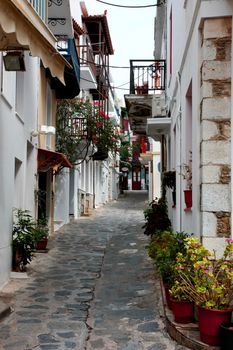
[175,237,233,346]
[12,209,36,271]
[143,198,171,236]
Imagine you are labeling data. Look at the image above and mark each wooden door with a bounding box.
[132,168,141,190]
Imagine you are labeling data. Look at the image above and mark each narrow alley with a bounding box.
[0,192,186,350]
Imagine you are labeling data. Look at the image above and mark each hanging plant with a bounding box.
[56,99,120,165]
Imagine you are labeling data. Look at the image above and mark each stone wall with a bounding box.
[200,17,231,241]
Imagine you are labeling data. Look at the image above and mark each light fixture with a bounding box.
[3,51,26,71]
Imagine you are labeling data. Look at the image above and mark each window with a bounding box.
[169,9,173,77]
[46,83,52,149]
[15,71,24,118]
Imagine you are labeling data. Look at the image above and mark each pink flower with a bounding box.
[93,101,101,107]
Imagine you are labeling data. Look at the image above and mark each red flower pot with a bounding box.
[198,306,233,346]
[184,189,192,209]
[171,299,194,324]
[163,283,172,310]
[36,237,48,250]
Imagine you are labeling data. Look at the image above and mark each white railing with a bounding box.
[27,0,47,22]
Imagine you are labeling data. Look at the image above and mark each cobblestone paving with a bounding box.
[0,191,187,350]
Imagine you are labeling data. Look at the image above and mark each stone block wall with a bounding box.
[200,17,231,241]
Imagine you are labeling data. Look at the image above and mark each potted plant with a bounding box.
[147,230,190,310]
[175,237,233,346]
[143,198,171,236]
[181,161,192,209]
[12,209,36,271]
[169,280,194,324]
[33,216,49,250]
[162,171,176,206]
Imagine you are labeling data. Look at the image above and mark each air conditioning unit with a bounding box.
[40,125,56,135]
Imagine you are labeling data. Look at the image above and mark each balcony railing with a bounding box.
[79,36,97,78]
[129,59,166,94]
[27,0,47,22]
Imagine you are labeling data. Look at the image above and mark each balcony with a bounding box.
[50,39,80,99]
[129,59,166,94]
[79,36,97,90]
[27,0,47,22]
[124,59,167,135]
[0,0,68,84]
[48,0,73,38]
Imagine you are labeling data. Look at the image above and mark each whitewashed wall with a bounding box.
[166,0,233,249]
[0,53,38,289]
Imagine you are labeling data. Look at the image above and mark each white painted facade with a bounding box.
[0,53,39,287]
[155,0,233,251]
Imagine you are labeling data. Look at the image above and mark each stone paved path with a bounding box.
[0,191,187,350]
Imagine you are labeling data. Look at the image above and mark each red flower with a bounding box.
[96,122,103,127]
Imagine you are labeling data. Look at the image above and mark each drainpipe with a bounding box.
[176,72,182,232]
[231,20,233,239]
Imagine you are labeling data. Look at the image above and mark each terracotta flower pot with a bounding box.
[171,299,194,324]
[198,306,233,346]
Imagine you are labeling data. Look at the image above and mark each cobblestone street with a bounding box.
[0,191,187,350]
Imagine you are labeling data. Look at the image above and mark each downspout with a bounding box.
[231,18,233,239]
[176,72,182,232]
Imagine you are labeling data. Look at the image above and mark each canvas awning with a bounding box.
[38,149,72,172]
[0,0,70,84]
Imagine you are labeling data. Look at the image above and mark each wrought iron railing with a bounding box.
[27,0,47,22]
[129,59,166,94]
[79,35,97,78]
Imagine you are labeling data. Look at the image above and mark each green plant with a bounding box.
[162,171,176,198]
[147,230,190,286]
[175,237,233,310]
[12,209,36,270]
[143,198,171,236]
[33,216,49,242]
[12,210,49,271]
[56,99,120,164]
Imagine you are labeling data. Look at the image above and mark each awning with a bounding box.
[38,149,72,172]
[50,39,80,99]
[0,0,70,84]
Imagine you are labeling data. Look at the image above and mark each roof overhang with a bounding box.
[147,117,171,141]
[124,94,154,135]
[38,148,72,172]
[82,15,114,55]
[0,0,69,84]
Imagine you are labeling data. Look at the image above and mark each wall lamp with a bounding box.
[3,51,26,71]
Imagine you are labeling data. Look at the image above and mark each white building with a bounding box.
[154,0,233,252]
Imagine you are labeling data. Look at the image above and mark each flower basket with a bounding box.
[198,306,233,346]
[171,299,194,324]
